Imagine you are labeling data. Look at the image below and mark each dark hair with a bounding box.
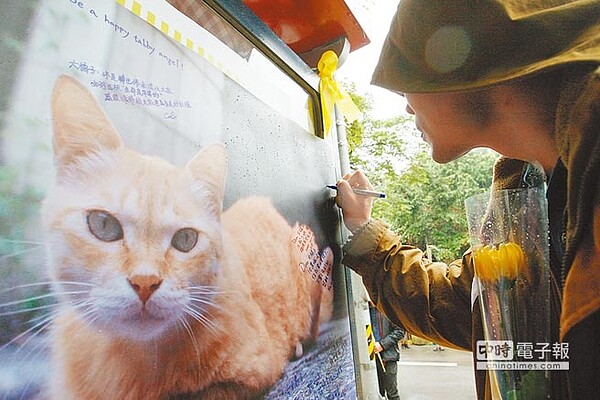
[461,90,495,128]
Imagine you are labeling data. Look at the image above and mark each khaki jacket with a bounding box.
[342,66,600,398]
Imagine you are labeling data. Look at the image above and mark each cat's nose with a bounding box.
[128,275,162,305]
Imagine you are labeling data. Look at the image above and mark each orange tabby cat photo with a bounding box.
[40,75,333,399]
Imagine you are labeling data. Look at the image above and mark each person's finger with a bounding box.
[352,170,374,190]
[335,192,342,208]
[336,178,354,197]
[335,178,353,208]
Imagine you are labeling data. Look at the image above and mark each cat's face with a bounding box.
[42,76,228,340]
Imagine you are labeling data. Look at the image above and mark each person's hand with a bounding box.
[335,170,374,233]
[374,342,384,353]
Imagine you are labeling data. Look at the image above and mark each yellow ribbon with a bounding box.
[317,50,361,136]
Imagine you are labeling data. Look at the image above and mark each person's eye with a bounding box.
[171,228,198,253]
[87,210,124,242]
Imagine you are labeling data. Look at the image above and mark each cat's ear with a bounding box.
[186,144,228,212]
[51,75,123,167]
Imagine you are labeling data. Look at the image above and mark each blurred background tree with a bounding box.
[0,167,45,344]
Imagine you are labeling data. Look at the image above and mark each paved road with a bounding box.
[396,344,477,400]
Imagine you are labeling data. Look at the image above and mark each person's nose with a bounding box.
[405,103,415,115]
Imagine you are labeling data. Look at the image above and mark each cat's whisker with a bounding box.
[185,286,233,295]
[0,239,44,246]
[0,246,45,261]
[46,295,95,322]
[9,326,51,366]
[27,297,95,324]
[7,300,98,357]
[0,312,55,353]
[0,281,55,293]
[185,285,220,291]
[183,305,223,336]
[0,302,58,317]
[62,299,99,324]
[27,309,58,325]
[77,308,100,327]
[1,303,65,364]
[183,308,214,335]
[0,290,89,309]
[0,244,45,262]
[188,296,224,311]
[0,281,96,306]
[52,280,98,288]
[85,312,101,326]
[187,291,234,299]
[0,280,98,293]
[183,303,205,318]
[26,301,81,325]
[46,289,91,297]
[17,298,93,351]
[177,315,201,363]
[186,295,217,310]
[189,294,239,320]
[186,289,223,301]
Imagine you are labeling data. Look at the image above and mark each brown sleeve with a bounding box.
[343,219,474,350]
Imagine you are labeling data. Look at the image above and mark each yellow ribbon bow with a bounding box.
[317,50,361,136]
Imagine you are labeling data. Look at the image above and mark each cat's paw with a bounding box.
[293,341,303,359]
[291,338,318,361]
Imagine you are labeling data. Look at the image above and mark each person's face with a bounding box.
[404,91,492,163]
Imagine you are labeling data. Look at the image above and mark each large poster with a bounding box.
[0,0,356,398]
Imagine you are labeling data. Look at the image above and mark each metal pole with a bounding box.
[334,105,380,399]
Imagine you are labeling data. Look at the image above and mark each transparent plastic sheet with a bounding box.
[466,188,551,399]
[0,0,356,397]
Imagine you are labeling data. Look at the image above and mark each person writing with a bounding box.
[335,0,600,398]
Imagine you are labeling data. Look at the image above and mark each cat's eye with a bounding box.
[87,210,124,242]
[171,228,198,252]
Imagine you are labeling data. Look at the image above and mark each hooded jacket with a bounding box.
[343,68,600,398]
[343,1,600,398]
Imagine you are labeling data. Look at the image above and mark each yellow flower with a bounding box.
[472,243,526,281]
